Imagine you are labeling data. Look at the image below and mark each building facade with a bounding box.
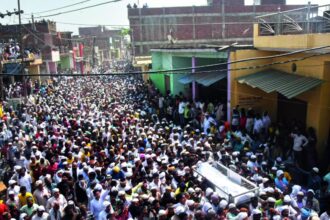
[128,0,308,56]
[150,47,230,100]
[148,5,330,165]
[229,7,330,164]
[0,20,60,79]
[53,31,74,72]
[78,26,125,67]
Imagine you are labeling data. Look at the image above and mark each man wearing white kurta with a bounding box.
[90,188,110,219]
[46,188,67,212]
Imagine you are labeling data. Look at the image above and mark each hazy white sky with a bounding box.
[0,0,328,33]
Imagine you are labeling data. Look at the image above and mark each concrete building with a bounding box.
[53,31,74,72]
[150,47,231,99]
[78,26,125,67]
[128,0,309,56]
[0,20,60,78]
[229,5,330,164]
[71,36,86,74]
[148,4,330,163]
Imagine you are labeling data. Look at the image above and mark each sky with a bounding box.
[0,0,328,34]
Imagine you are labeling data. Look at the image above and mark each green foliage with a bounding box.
[120,28,131,36]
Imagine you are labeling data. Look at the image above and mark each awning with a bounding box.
[236,69,324,99]
[179,72,227,87]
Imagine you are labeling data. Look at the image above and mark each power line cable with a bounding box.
[152,45,330,74]
[33,0,122,19]
[27,0,92,15]
[23,19,321,27]
[50,21,129,27]
[8,28,330,76]
[3,51,329,77]
[21,25,49,45]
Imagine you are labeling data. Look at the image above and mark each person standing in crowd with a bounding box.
[178,99,186,126]
[291,130,309,166]
[0,74,327,220]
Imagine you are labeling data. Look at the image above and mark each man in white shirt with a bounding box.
[253,115,264,135]
[90,188,109,219]
[48,202,62,220]
[148,173,162,192]
[33,180,50,207]
[7,180,20,196]
[276,195,298,220]
[6,190,19,208]
[46,188,67,212]
[158,96,164,110]
[178,100,186,126]
[291,131,308,166]
[16,167,32,193]
[98,201,114,220]
[31,205,49,220]
[262,111,271,132]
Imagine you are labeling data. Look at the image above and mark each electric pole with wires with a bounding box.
[17,0,28,103]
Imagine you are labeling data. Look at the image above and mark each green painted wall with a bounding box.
[196,57,224,66]
[150,52,172,95]
[150,50,228,97]
[150,73,166,94]
[59,55,72,70]
[172,56,191,96]
[152,52,162,70]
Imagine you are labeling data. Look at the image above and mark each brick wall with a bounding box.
[261,0,286,5]
[209,0,245,6]
[129,3,307,56]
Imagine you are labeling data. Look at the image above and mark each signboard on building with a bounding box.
[238,95,263,106]
[51,51,60,62]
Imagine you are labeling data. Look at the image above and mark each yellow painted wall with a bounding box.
[269,54,330,159]
[230,49,279,120]
[253,24,330,50]
[28,65,41,82]
[141,65,150,82]
[230,47,330,157]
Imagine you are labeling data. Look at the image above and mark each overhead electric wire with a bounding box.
[33,0,122,19]
[21,25,49,44]
[26,19,314,27]
[151,45,330,74]
[3,51,330,77]
[26,0,92,15]
[16,25,330,78]
[21,25,89,42]
[52,21,129,27]
[9,27,330,76]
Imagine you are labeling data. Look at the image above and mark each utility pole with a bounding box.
[31,14,36,31]
[17,0,27,103]
[221,0,225,39]
[92,36,96,69]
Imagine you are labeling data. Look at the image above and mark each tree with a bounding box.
[120,28,131,37]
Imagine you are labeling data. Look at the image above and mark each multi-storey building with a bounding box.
[128,0,311,56]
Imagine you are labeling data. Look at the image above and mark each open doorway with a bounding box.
[198,78,227,104]
[165,75,171,94]
[277,94,307,129]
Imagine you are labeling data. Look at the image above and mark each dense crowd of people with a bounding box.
[0,74,329,220]
[0,43,40,61]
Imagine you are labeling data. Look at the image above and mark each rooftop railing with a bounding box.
[256,3,330,36]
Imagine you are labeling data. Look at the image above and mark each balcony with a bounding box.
[1,52,42,66]
[253,4,330,50]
